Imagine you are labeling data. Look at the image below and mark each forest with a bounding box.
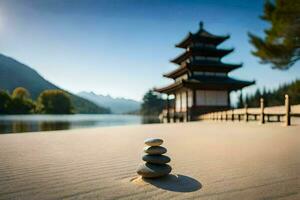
[0,87,74,114]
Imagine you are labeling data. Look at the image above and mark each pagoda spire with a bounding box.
[199,21,204,30]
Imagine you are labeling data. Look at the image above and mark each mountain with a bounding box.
[0,53,110,114]
[78,91,141,114]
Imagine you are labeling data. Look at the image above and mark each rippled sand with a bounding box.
[0,121,299,199]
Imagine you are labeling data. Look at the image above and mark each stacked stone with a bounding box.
[137,138,172,178]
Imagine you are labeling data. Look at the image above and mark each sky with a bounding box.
[0,0,299,103]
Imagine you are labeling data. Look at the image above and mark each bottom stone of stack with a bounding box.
[137,162,172,178]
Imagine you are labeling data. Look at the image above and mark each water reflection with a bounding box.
[40,122,70,131]
[0,114,161,134]
[13,121,38,133]
[142,116,160,124]
[0,121,71,133]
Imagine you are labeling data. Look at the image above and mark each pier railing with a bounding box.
[199,95,300,126]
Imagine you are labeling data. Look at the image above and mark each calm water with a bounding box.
[0,114,160,134]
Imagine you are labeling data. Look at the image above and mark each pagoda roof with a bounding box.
[154,81,184,94]
[163,61,242,79]
[175,22,230,48]
[163,67,188,79]
[154,76,255,94]
[187,61,242,72]
[171,47,234,64]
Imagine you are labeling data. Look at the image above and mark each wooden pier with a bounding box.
[199,95,300,126]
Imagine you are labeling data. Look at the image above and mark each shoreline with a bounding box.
[0,114,158,134]
[0,119,293,135]
[1,115,299,135]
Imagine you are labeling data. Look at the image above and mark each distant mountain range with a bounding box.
[0,53,110,114]
[78,92,141,114]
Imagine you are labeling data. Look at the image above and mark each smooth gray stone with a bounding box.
[142,155,171,164]
[144,138,163,146]
[137,163,172,178]
[144,146,167,155]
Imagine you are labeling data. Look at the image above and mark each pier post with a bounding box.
[277,115,280,122]
[166,95,170,123]
[231,109,234,121]
[186,91,189,122]
[285,94,291,126]
[174,94,177,122]
[260,98,265,124]
[244,105,248,122]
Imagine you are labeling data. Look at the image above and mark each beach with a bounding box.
[0,121,299,200]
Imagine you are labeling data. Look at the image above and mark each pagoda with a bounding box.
[155,22,255,122]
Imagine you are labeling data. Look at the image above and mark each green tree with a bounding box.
[0,90,11,114]
[37,90,73,114]
[12,87,31,99]
[9,87,35,114]
[248,0,300,69]
[244,96,250,107]
[237,92,244,108]
[251,89,262,107]
[140,90,165,116]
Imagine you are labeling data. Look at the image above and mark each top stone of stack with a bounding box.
[144,138,163,146]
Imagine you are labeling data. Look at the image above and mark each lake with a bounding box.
[0,114,160,134]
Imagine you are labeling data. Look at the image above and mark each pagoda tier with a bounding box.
[176,22,230,48]
[154,76,254,94]
[170,46,233,65]
[163,61,242,79]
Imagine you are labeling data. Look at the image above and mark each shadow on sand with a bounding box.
[142,174,202,192]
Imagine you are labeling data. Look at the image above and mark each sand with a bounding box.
[0,121,299,200]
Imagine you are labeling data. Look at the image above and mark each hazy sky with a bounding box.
[0,0,299,103]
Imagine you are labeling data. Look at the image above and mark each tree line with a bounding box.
[0,87,73,114]
[237,80,300,108]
